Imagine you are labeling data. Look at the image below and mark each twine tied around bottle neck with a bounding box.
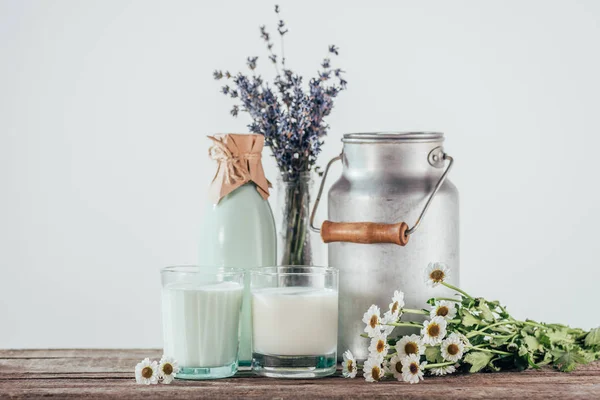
[207,134,271,204]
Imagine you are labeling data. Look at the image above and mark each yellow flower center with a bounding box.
[409,362,419,375]
[371,366,381,381]
[427,323,440,337]
[436,306,449,317]
[141,366,153,379]
[369,314,379,329]
[447,343,460,356]
[346,360,354,372]
[376,340,385,353]
[391,301,399,314]
[162,363,173,375]
[430,269,445,282]
[404,342,418,355]
[395,361,403,374]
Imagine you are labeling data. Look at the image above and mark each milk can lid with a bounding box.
[342,132,444,143]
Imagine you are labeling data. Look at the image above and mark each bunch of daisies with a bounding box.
[342,262,600,384]
[134,355,179,385]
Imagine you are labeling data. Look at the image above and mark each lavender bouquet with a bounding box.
[214,5,347,265]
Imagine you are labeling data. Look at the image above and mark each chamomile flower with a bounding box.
[362,304,382,337]
[388,290,405,318]
[448,332,471,348]
[342,350,357,378]
[441,335,465,362]
[388,354,404,381]
[368,331,389,360]
[430,300,457,320]
[135,358,159,385]
[158,355,179,384]
[430,365,456,376]
[401,354,426,384]
[396,334,425,358]
[363,357,384,382]
[421,316,447,345]
[424,262,450,287]
[381,311,397,336]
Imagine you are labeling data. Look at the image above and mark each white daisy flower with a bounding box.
[430,300,457,320]
[135,358,159,385]
[388,290,405,318]
[362,304,382,337]
[421,316,447,345]
[158,355,180,384]
[430,365,456,376]
[342,350,357,378]
[395,334,425,358]
[440,335,465,362]
[368,331,389,359]
[448,332,471,349]
[363,357,384,382]
[401,354,426,384]
[424,262,450,287]
[381,311,397,336]
[388,354,404,381]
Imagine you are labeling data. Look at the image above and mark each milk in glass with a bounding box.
[252,287,338,356]
[162,281,243,367]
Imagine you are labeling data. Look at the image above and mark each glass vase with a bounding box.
[276,172,316,266]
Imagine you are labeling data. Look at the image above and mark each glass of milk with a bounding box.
[250,266,339,378]
[161,266,244,380]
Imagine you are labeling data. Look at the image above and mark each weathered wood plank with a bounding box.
[1,350,599,399]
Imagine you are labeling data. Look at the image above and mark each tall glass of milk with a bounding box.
[250,266,339,378]
[161,266,244,380]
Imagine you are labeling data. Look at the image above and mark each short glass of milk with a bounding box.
[161,266,244,380]
[250,266,339,378]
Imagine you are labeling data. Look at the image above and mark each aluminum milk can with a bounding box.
[310,132,459,360]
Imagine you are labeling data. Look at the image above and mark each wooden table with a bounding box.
[1,349,599,399]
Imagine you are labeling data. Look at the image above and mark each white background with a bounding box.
[1,0,599,349]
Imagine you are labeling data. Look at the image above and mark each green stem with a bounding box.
[522,321,545,328]
[441,282,473,300]
[467,331,515,339]
[466,321,516,338]
[434,297,461,302]
[384,322,423,328]
[401,308,430,315]
[423,361,456,369]
[467,346,512,355]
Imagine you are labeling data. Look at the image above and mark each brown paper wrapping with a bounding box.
[208,134,271,204]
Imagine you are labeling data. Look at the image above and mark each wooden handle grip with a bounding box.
[321,221,409,246]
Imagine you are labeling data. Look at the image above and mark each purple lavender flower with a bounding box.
[247,57,258,70]
[214,5,347,180]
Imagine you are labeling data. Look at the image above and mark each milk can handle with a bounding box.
[309,148,454,245]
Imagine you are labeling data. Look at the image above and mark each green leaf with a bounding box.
[524,335,541,351]
[425,346,443,363]
[518,345,529,357]
[551,348,587,372]
[547,328,572,345]
[585,328,600,347]
[478,302,495,322]
[464,351,494,373]
[462,312,482,327]
[537,351,553,366]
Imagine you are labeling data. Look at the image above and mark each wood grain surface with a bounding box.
[1,349,599,399]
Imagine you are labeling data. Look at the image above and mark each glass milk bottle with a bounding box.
[198,134,277,366]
